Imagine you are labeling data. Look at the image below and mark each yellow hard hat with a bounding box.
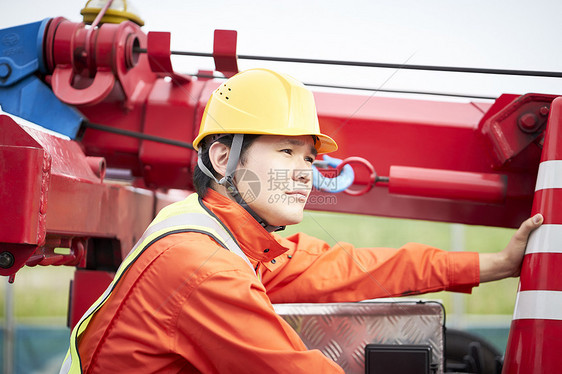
[81,0,145,26]
[193,68,337,154]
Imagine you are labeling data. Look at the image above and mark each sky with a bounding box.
[2,0,562,102]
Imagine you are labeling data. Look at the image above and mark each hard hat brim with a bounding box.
[314,133,338,154]
[193,130,337,154]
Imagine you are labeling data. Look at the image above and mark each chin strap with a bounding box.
[197,134,243,187]
[197,134,285,233]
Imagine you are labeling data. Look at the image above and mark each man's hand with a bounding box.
[479,213,543,283]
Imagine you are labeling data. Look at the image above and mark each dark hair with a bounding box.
[193,134,260,197]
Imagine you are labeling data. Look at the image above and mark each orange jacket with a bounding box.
[78,190,479,373]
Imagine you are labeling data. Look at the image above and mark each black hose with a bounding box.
[83,121,194,150]
[134,47,562,78]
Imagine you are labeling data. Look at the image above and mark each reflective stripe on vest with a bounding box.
[60,193,255,373]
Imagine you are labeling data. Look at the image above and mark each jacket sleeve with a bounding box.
[262,232,480,303]
[174,267,344,373]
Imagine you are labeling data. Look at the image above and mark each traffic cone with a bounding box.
[503,96,562,373]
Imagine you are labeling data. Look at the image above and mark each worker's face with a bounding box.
[235,135,316,226]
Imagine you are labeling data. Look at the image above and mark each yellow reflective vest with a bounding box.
[59,193,255,373]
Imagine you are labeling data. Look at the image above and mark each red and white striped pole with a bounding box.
[503,96,562,373]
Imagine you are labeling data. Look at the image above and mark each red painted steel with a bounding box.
[147,32,174,74]
[503,97,562,373]
[0,114,155,277]
[305,92,537,228]
[69,269,114,329]
[0,117,46,245]
[51,63,115,106]
[26,239,85,267]
[139,78,204,189]
[213,29,239,78]
[49,19,115,106]
[35,18,549,229]
[0,244,37,278]
[146,31,190,84]
[388,166,506,203]
[480,94,555,168]
[40,18,546,228]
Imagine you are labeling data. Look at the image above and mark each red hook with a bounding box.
[51,67,115,106]
[335,156,377,196]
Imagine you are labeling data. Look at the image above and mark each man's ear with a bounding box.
[208,142,230,178]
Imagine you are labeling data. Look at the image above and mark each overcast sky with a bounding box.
[2,0,562,101]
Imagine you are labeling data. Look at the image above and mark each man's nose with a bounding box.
[292,167,312,185]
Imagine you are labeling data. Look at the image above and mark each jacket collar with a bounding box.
[201,189,289,263]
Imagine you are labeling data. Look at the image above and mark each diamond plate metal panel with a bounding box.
[274,301,444,374]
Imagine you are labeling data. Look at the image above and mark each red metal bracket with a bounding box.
[46,18,160,107]
[147,31,190,83]
[47,19,115,106]
[51,66,115,106]
[213,29,239,78]
[480,93,558,168]
[26,238,86,267]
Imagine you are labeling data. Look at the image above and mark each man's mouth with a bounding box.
[285,190,308,202]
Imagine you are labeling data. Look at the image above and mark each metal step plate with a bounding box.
[274,300,444,374]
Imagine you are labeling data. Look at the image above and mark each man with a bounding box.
[61,68,542,373]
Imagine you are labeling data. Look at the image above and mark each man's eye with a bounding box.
[281,149,293,155]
